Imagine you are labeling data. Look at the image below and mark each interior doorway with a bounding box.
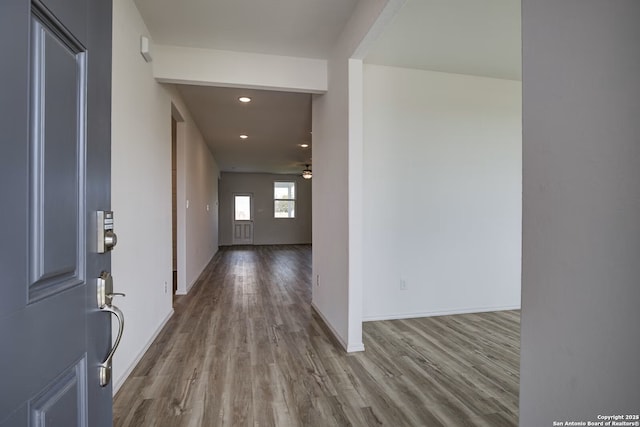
[171,116,178,299]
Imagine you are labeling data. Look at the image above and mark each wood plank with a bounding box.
[114,245,520,426]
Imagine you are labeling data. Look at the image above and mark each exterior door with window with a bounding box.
[232,194,254,245]
[0,0,114,425]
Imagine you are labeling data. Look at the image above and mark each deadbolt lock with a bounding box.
[97,211,118,253]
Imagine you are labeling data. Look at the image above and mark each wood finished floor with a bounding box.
[113,245,520,427]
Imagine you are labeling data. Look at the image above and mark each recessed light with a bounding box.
[300,144,309,148]
[240,134,248,139]
[238,96,251,103]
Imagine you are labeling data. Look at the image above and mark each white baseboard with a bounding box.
[177,249,218,296]
[347,342,365,352]
[362,304,521,322]
[112,309,174,395]
[311,302,349,351]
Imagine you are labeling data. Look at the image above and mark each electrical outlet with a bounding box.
[316,274,320,287]
[164,281,168,294]
[400,278,408,291]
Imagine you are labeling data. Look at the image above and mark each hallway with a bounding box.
[113,245,519,426]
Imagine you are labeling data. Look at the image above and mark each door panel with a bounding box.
[0,0,113,425]
[29,11,86,301]
[0,288,87,420]
[37,0,87,43]
[29,358,87,426]
[233,223,254,245]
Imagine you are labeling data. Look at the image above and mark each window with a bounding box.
[234,195,251,220]
[274,182,295,218]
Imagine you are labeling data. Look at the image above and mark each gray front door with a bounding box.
[0,0,114,425]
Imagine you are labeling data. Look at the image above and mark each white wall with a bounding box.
[154,45,327,93]
[520,0,640,423]
[168,87,220,294]
[311,0,399,352]
[219,173,311,246]
[111,0,173,393]
[362,64,522,320]
[311,57,351,348]
[111,0,219,391]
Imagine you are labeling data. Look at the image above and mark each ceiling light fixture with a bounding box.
[300,143,309,148]
[238,96,251,103]
[239,134,248,139]
[302,165,312,180]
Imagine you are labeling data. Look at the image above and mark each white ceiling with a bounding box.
[365,0,522,81]
[135,0,521,174]
[133,0,356,174]
[176,85,312,174]
[133,0,359,59]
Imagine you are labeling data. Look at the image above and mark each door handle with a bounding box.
[99,304,124,387]
[96,271,125,387]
